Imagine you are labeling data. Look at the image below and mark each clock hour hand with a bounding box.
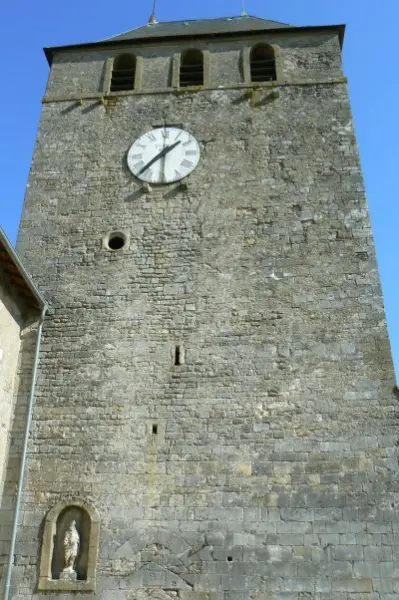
[138,140,181,175]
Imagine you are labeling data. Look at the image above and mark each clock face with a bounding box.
[127,127,200,184]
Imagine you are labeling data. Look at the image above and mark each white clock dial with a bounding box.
[127,127,200,184]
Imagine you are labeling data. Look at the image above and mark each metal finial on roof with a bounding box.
[148,0,157,24]
[241,0,248,16]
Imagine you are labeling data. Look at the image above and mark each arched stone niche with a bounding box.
[51,505,90,580]
[38,499,100,591]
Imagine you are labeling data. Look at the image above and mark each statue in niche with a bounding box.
[40,501,99,591]
[51,505,90,581]
[61,520,80,578]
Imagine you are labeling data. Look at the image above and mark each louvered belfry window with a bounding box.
[250,44,276,82]
[110,54,136,92]
[180,49,204,87]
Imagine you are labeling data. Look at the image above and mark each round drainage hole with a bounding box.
[107,233,126,250]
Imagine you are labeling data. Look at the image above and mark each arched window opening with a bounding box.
[180,49,204,87]
[250,45,276,82]
[110,54,136,92]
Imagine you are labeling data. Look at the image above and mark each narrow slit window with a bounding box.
[111,54,136,92]
[180,49,204,87]
[250,44,276,83]
[152,424,158,435]
[174,346,182,366]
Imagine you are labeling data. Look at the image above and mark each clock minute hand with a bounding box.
[138,140,181,175]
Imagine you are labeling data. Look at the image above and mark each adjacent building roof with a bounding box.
[0,227,46,312]
[44,14,345,65]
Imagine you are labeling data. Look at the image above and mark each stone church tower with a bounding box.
[0,13,398,600]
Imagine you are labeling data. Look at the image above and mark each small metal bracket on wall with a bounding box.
[99,95,118,111]
[246,87,280,108]
[142,182,152,194]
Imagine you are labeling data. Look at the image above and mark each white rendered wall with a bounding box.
[0,285,22,500]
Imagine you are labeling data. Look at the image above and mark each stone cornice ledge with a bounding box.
[42,77,348,104]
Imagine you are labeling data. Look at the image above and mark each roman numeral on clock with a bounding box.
[181,159,193,168]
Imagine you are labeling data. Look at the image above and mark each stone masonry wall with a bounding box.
[2,29,398,600]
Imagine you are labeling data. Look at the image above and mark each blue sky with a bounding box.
[1,0,398,377]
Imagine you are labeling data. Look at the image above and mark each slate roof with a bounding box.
[104,15,294,43]
[44,15,345,65]
[0,227,46,312]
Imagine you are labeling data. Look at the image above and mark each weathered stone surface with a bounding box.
[0,19,398,600]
